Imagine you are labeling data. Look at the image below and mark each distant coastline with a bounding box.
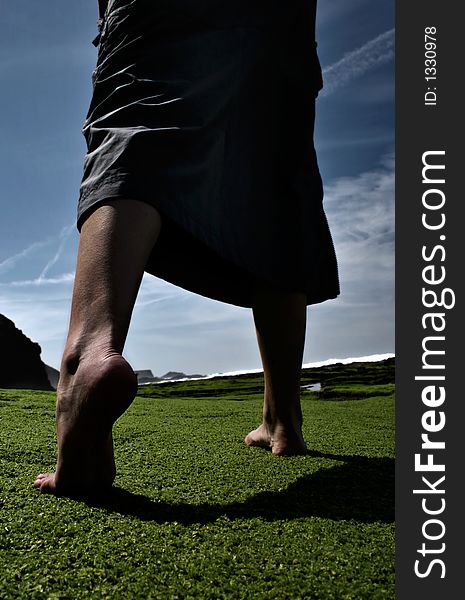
[205,352,395,379]
[149,353,395,385]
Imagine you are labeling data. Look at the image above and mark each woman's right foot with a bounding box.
[34,353,138,496]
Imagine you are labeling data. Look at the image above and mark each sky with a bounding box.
[0,0,394,376]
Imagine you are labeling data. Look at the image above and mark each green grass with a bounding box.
[0,362,394,599]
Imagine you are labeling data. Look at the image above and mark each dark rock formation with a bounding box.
[0,314,53,390]
[135,370,161,385]
[160,371,203,381]
[135,370,206,385]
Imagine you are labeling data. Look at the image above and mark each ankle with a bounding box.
[59,340,136,393]
[262,409,303,432]
[58,352,137,422]
[60,331,121,375]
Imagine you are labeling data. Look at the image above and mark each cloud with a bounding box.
[38,224,75,281]
[0,223,76,285]
[131,275,249,337]
[3,273,75,287]
[324,154,394,302]
[321,29,394,96]
[0,239,51,275]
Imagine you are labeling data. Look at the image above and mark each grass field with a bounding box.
[0,360,395,599]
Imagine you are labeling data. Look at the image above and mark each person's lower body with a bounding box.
[34,199,308,495]
[245,286,307,456]
[34,199,161,494]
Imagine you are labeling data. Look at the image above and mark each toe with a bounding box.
[33,473,48,487]
[33,473,56,493]
[244,427,272,448]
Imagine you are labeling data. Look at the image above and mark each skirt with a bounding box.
[78,0,339,308]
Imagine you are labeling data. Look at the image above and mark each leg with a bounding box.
[34,199,161,495]
[245,286,308,456]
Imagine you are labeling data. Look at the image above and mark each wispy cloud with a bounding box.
[0,239,50,275]
[38,224,74,281]
[2,272,75,287]
[321,29,394,96]
[325,154,394,302]
[0,223,75,282]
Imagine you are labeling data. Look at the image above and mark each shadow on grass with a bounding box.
[82,453,394,525]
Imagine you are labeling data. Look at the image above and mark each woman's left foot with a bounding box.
[244,421,307,456]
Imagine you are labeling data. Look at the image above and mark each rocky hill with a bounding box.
[135,370,161,384]
[135,370,206,385]
[160,371,205,381]
[0,314,53,390]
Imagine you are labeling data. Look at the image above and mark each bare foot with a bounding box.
[34,353,137,496]
[244,421,307,456]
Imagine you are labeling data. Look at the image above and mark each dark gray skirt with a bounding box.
[78,0,339,307]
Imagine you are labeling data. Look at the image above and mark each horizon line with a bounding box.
[146,353,395,385]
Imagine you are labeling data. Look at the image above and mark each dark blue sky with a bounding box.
[0,0,394,374]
